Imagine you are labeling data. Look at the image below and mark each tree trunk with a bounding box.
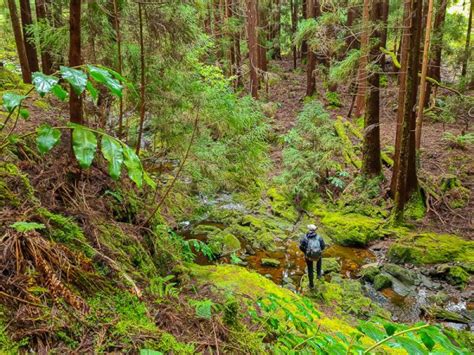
[301,0,308,58]
[246,0,259,98]
[380,0,389,70]
[392,0,423,219]
[353,0,370,118]
[136,3,146,154]
[346,6,360,50]
[69,0,82,124]
[362,0,382,177]
[271,0,281,59]
[461,0,473,77]
[112,0,124,137]
[290,0,297,69]
[19,0,39,73]
[306,0,320,96]
[415,0,434,150]
[7,0,31,83]
[35,0,53,74]
[257,0,267,75]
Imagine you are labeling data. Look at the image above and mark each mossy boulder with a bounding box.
[320,212,386,246]
[266,187,298,222]
[388,233,474,265]
[373,274,392,291]
[446,266,470,288]
[359,265,380,283]
[382,264,421,286]
[322,257,341,274]
[261,258,280,267]
[208,232,241,255]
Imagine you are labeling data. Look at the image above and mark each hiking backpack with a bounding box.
[306,235,322,260]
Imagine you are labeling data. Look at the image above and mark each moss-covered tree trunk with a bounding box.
[353,0,370,118]
[306,0,320,96]
[7,0,31,83]
[362,0,382,177]
[246,0,259,98]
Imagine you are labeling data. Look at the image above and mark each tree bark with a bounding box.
[112,0,124,137]
[306,0,320,96]
[380,0,389,70]
[362,0,382,177]
[461,0,473,77]
[290,0,298,69]
[19,0,39,73]
[257,0,267,75]
[353,0,370,118]
[136,3,146,154]
[346,6,360,50]
[7,0,31,83]
[392,0,423,219]
[35,0,53,74]
[271,0,281,59]
[416,0,434,150]
[301,0,308,58]
[69,0,82,124]
[246,0,259,98]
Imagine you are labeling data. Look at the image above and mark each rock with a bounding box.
[421,275,441,290]
[359,265,380,283]
[387,233,474,265]
[261,258,281,267]
[447,266,470,288]
[283,283,297,292]
[427,291,450,306]
[460,262,474,274]
[382,263,421,286]
[264,274,273,279]
[245,244,256,255]
[208,232,241,255]
[373,274,392,291]
[322,257,341,274]
[425,306,471,324]
[389,276,416,297]
[266,187,298,222]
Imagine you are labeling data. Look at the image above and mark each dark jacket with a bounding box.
[299,232,326,255]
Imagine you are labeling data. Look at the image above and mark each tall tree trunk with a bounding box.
[291,0,297,69]
[7,0,31,83]
[69,0,82,124]
[19,0,39,73]
[246,0,259,98]
[346,6,360,50]
[257,0,267,75]
[136,3,146,154]
[380,0,389,70]
[306,0,320,96]
[362,0,382,177]
[35,0,53,74]
[271,0,281,59]
[301,0,308,58]
[112,0,124,137]
[461,0,473,77]
[226,0,235,79]
[392,0,423,219]
[353,0,370,118]
[416,0,434,150]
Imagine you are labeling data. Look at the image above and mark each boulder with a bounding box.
[261,258,281,267]
[373,274,392,291]
[446,266,470,288]
[359,265,380,283]
[382,263,421,286]
[322,257,341,274]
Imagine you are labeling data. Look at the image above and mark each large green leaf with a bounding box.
[87,65,123,97]
[86,81,98,101]
[60,66,88,95]
[123,145,143,187]
[394,336,428,354]
[2,93,26,112]
[51,84,68,101]
[32,72,59,97]
[72,126,97,168]
[357,322,386,342]
[101,135,123,180]
[36,124,61,154]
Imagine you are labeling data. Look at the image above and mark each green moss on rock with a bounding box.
[388,233,474,265]
[359,265,380,283]
[266,187,298,222]
[446,266,470,288]
[373,274,392,290]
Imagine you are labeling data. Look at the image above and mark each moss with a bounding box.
[382,264,420,286]
[33,99,50,110]
[266,187,298,222]
[147,333,195,354]
[320,211,386,246]
[446,266,470,288]
[359,265,380,283]
[334,117,362,169]
[373,274,392,290]
[404,192,426,220]
[261,258,280,267]
[0,307,28,354]
[388,233,474,265]
[0,163,37,208]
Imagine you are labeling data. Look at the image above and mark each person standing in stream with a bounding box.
[299,224,326,289]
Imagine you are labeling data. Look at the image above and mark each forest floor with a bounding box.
[264,58,473,238]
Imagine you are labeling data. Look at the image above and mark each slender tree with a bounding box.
[69,0,82,124]
[306,0,320,96]
[416,0,434,150]
[246,0,259,98]
[112,0,124,137]
[392,0,423,219]
[290,0,298,69]
[257,1,267,75]
[362,0,382,177]
[7,0,31,83]
[19,0,40,73]
[353,0,370,118]
[35,0,53,74]
[461,0,473,77]
[136,2,146,154]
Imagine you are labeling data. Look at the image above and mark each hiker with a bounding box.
[299,224,326,289]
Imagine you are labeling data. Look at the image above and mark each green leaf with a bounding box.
[10,222,46,233]
[419,330,435,351]
[87,65,123,97]
[51,84,68,101]
[143,171,156,189]
[394,336,428,354]
[72,126,97,168]
[60,66,88,95]
[19,108,29,119]
[101,135,123,180]
[32,72,59,96]
[123,145,143,187]
[190,299,214,320]
[2,93,26,112]
[383,323,397,336]
[139,350,163,355]
[357,322,386,342]
[36,124,61,154]
[86,81,98,101]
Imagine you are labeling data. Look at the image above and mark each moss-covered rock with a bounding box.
[388,233,474,265]
[322,257,341,274]
[446,266,470,288]
[359,265,380,283]
[382,264,421,286]
[320,212,386,246]
[373,274,392,290]
[266,187,298,222]
[261,258,280,267]
[208,232,241,255]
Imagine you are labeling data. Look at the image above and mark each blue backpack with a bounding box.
[306,235,322,260]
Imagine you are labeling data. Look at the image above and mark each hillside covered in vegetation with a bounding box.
[1,0,473,353]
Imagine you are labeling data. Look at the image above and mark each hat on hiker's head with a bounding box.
[307,224,317,231]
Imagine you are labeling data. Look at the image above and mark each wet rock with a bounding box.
[322,257,341,274]
[374,273,392,291]
[424,306,471,324]
[283,283,297,292]
[264,274,273,279]
[261,258,281,267]
[446,266,470,288]
[427,291,450,305]
[208,232,241,255]
[359,265,380,283]
[382,263,421,286]
[420,275,441,290]
[389,276,416,297]
[245,244,256,255]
